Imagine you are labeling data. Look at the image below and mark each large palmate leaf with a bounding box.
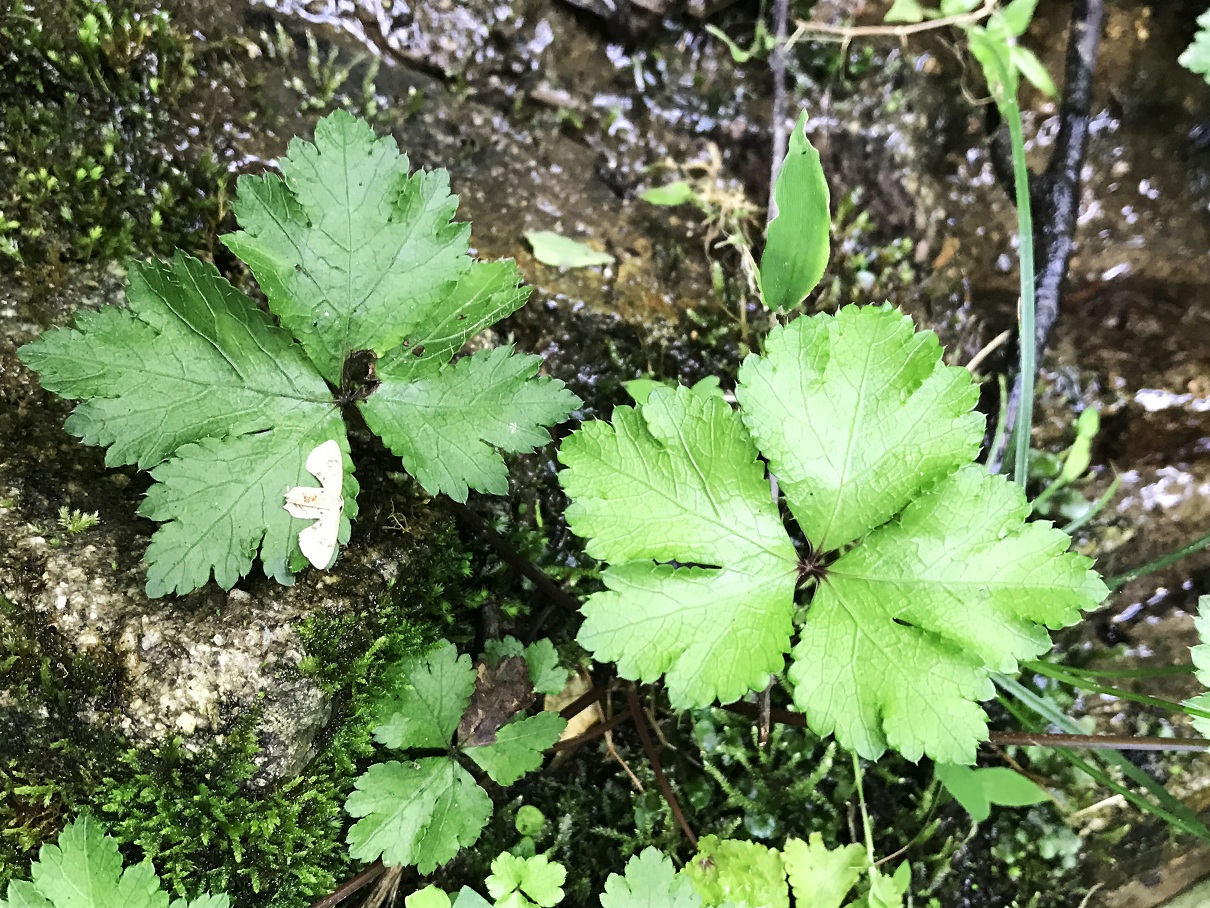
[0,815,228,908]
[560,387,799,709]
[18,252,356,597]
[559,305,1107,762]
[19,113,578,594]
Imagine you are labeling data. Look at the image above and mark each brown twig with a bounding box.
[550,708,633,752]
[446,500,581,614]
[309,860,387,908]
[627,686,698,846]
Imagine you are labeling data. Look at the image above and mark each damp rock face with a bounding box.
[1,266,331,781]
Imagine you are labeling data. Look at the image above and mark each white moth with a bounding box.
[283,439,344,569]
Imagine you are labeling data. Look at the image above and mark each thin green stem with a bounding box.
[1060,475,1120,535]
[851,753,877,875]
[1108,528,1210,590]
[997,83,1037,487]
[1056,663,1197,680]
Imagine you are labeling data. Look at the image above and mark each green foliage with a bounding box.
[1186,595,1210,736]
[485,853,566,907]
[599,849,702,908]
[683,836,786,908]
[0,815,227,908]
[1180,8,1210,84]
[560,305,1107,762]
[483,637,569,696]
[882,0,1053,98]
[761,111,830,312]
[345,643,566,872]
[523,231,614,268]
[933,764,1047,823]
[94,716,353,907]
[18,112,580,596]
[0,0,226,268]
[782,835,864,908]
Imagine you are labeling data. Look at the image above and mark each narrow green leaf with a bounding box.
[760,110,830,311]
[1010,45,1056,97]
[999,0,1040,36]
[524,231,614,268]
[639,181,697,207]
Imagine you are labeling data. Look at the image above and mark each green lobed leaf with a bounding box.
[485,854,566,907]
[345,758,491,872]
[681,836,787,908]
[464,712,566,786]
[737,304,982,552]
[1186,595,1210,736]
[524,231,614,268]
[359,345,580,502]
[0,815,228,908]
[18,252,357,597]
[599,849,703,908]
[789,465,1108,762]
[374,643,477,750]
[760,110,830,312]
[222,110,471,384]
[781,834,865,908]
[559,386,799,708]
[484,637,569,696]
[934,764,1047,822]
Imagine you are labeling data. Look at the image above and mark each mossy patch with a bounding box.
[0,0,230,276]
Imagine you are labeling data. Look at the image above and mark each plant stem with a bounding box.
[996,78,1037,487]
[852,752,877,877]
[627,686,697,845]
[310,861,387,908]
[1107,528,1210,590]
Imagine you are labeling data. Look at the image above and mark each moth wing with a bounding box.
[284,486,326,520]
[305,439,344,496]
[297,510,340,569]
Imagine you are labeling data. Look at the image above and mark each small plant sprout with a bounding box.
[57,507,101,536]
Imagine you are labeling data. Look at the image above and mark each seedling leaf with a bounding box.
[599,849,703,908]
[560,386,799,708]
[345,758,491,872]
[0,815,228,908]
[934,764,1048,822]
[524,231,614,268]
[466,712,566,785]
[781,834,865,908]
[761,110,830,312]
[485,854,566,907]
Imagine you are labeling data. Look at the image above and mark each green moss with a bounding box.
[0,595,126,887]
[0,0,228,273]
